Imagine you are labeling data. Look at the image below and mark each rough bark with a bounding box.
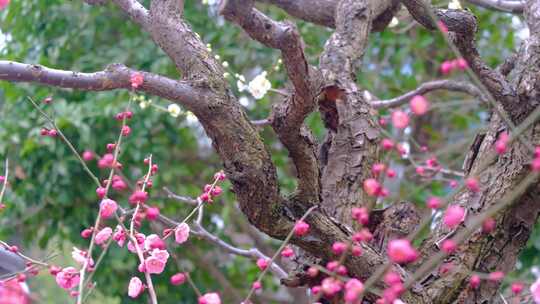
[318,0,381,225]
[2,0,540,303]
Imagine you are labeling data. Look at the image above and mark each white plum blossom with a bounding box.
[168,104,181,118]
[448,0,462,9]
[236,74,247,92]
[247,71,271,99]
[388,17,399,28]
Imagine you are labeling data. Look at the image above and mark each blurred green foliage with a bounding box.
[0,0,538,303]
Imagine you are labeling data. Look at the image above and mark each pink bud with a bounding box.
[386,169,396,178]
[326,261,339,272]
[511,282,524,294]
[337,265,348,276]
[449,180,458,188]
[387,239,418,264]
[363,178,381,196]
[391,110,409,129]
[372,163,386,176]
[214,170,227,181]
[351,207,369,225]
[98,153,116,168]
[416,166,425,176]
[456,58,468,70]
[48,129,58,137]
[482,217,496,234]
[200,192,211,203]
[129,190,148,205]
[96,187,106,199]
[344,278,364,303]
[443,205,465,228]
[494,138,508,154]
[130,72,144,89]
[532,157,540,171]
[465,177,480,192]
[410,95,429,116]
[332,242,347,255]
[170,273,186,286]
[352,245,362,256]
[121,125,131,136]
[81,228,93,239]
[427,197,442,209]
[82,150,94,161]
[469,275,481,289]
[256,258,268,271]
[151,164,158,175]
[112,179,127,192]
[440,61,453,75]
[146,206,160,221]
[211,185,222,196]
[281,246,294,258]
[106,143,116,152]
[307,266,319,278]
[294,220,310,236]
[441,239,457,254]
[384,271,401,285]
[9,245,18,253]
[353,228,373,243]
[381,138,395,150]
[321,277,342,296]
[252,281,262,290]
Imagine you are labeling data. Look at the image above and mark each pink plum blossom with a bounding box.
[443,205,465,228]
[55,267,80,289]
[99,199,118,219]
[391,110,409,129]
[174,223,190,244]
[294,220,310,236]
[95,227,112,245]
[410,95,429,115]
[128,277,144,298]
[387,239,418,264]
[145,256,166,274]
[198,292,221,304]
[532,277,540,303]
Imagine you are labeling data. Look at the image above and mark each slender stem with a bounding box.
[0,158,8,205]
[27,97,101,187]
[77,99,132,304]
[129,155,158,304]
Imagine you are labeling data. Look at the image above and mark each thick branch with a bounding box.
[0,61,201,108]
[112,0,151,29]
[257,0,401,31]
[221,0,321,202]
[317,0,381,221]
[371,79,486,108]
[149,0,224,81]
[465,0,525,13]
